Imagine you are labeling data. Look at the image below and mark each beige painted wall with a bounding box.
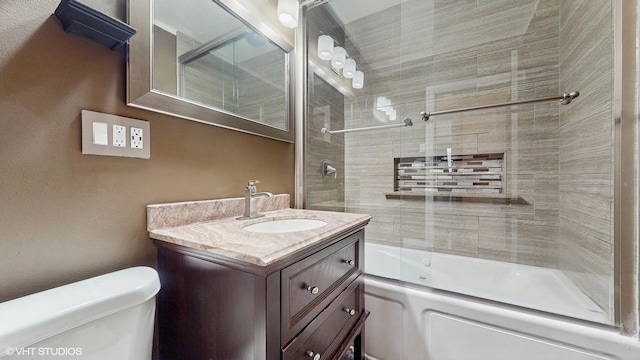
[0,0,294,303]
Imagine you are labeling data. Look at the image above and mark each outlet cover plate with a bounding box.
[82,110,150,159]
[131,127,143,149]
[113,124,126,147]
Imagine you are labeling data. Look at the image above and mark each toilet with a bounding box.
[0,267,160,359]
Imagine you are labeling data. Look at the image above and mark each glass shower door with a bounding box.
[305,0,617,326]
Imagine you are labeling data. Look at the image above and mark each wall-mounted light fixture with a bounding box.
[317,34,334,60]
[274,0,365,88]
[343,58,356,78]
[277,0,299,28]
[352,71,364,89]
[331,46,346,69]
[316,34,364,89]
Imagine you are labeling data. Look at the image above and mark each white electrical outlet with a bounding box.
[131,127,143,149]
[113,125,126,147]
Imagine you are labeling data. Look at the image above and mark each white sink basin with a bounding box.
[241,218,327,233]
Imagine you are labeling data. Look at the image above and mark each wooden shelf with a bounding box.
[384,191,528,204]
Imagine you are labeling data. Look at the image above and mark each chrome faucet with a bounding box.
[238,180,273,219]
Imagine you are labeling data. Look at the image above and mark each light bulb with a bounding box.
[277,0,298,29]
[352,71,364,89]
[331,46,346,69]
[343,58,356,78]
[317,35,334,61]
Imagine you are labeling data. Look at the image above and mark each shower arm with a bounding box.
[420,91,580,121]
[321,117,413,135]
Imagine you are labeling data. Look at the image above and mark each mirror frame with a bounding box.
[127,0,295,142]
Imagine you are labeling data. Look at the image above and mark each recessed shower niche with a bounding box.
[386,153,526,204]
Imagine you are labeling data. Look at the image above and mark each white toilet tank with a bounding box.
[0,267,160,359]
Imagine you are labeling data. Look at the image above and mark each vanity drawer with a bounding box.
[281,230,363,343]
[282,279,364,360]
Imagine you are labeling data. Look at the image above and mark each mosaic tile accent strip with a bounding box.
[395,153,505,194]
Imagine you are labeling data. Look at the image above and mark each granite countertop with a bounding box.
[147,195,371,267]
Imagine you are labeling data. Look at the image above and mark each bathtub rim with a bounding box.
[364,274,640,359]
[364,241,610,324]
[364,272,620,333]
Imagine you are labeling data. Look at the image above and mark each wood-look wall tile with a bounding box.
[479,217,559,267]
[559,0,612,70]
[434,0,538,55]
[557,0,614,311]
[311,1,612,300]
[558,225,613,314]
[430,55,477,97]
[393,134,478,158]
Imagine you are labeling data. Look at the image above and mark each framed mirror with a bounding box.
[127,0,295,142]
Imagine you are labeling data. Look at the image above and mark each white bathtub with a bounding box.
[364,242,640,360]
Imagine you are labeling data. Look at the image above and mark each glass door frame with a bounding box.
[295,0,639,335]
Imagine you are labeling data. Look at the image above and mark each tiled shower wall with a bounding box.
[174,32,286,129]
[307,0,615,318]
[306,6,347,212]
[557,0,615,317]
[342,0,562,267]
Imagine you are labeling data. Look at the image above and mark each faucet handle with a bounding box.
[246,180,260,194]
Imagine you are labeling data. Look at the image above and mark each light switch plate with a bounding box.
[92,122,108,146]
[81,110,150,159]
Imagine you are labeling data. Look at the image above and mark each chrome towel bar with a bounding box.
[421,91,580,121]
[321,91,579,135]
[321,117,413,135]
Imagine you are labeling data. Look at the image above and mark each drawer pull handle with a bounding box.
[344,307,356,316]
[306,285,319,295]
[306,351,321,360]
[344,259,355,266]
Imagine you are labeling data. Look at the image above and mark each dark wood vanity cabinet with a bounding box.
[154,227,368,360]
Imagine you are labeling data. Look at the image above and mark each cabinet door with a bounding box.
[281,230,363,342]
[156,247,274,360]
